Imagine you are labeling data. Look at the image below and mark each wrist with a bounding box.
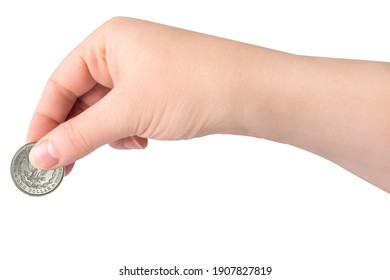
[224,44,303,143]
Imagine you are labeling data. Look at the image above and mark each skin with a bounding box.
[27,17,390,193]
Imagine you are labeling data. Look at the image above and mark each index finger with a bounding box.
[27,49,96,142]
[26,26,112,143]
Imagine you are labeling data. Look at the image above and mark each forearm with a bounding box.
[233,47,390,192]
[289,57,390,192]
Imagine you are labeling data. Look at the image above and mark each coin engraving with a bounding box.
[11,143,64,196]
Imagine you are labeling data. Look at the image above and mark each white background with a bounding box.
[1,1,390,279]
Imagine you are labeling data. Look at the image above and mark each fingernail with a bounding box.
[29,140,59,169]
[123,137,144,149]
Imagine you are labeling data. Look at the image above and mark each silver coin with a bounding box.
[11,142,64,196]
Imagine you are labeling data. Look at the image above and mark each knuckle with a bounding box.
[106,16,126,26]
[103,16,133,31]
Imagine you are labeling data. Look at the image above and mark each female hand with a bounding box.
[27,17,282,174]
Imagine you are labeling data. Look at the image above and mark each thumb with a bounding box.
[29,92,125,169]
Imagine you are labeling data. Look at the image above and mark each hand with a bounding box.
[27,17,278,174]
